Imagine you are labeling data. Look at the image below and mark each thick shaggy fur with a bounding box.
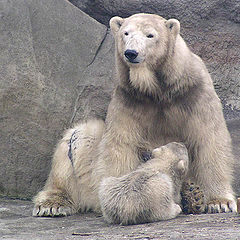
[33,13,236,218]
[33,119,105,216]
[99,142,189,225]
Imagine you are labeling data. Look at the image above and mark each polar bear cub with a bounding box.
[99,142,189,225]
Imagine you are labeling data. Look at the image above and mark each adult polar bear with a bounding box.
[33,13,236,217]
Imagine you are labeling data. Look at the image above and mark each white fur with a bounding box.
[129,64,159,95]
[99,143,188,225]
[33,13,237,219]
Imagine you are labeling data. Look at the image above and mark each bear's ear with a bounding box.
[110,16,124,36]
[165,19,180,36]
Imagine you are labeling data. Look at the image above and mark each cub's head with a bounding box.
[151,142,189,178]
[110,13,180,67]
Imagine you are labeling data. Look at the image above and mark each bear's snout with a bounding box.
[124,49,138,63]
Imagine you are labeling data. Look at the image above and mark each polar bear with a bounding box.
[33,13,236,217]
[99,142,189,225]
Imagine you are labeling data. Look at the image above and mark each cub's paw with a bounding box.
[173,203,182,216]
[206,198,237,213]
[166,203,182,220]
[32,190,76,217]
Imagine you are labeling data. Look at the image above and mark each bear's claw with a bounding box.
[206,198,237,214]
[33,205,74,217]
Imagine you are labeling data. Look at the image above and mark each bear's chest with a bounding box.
[130,100,188,144]
[150,107,186,143]
[114,85,190,143]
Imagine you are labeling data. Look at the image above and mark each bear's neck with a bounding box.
[154,36,201,101]
[119,65,195,104]
[129,64,159,99]
[118,46,202,103]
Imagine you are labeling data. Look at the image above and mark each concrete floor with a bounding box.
[0,198,240,240]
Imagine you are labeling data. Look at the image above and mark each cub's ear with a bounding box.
[165,19,180,36]
[110,16,124,36]
[177,159,188,174]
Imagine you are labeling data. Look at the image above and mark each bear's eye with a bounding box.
[124,32,129,36]
[147,34,154,38]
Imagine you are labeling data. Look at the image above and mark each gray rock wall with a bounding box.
[0,0,114,198]
[0,0,239,198]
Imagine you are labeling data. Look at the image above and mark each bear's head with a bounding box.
[110,13,180,66]
[151,142,189,178]
[110,13,181,96]
[150,142,189,203]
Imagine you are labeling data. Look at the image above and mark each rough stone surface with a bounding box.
[0,0,114,199]
[0,198,240,240]
[69,0,240,114]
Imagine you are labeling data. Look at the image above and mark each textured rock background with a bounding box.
[0,0,239,199]
[0,0,114,198]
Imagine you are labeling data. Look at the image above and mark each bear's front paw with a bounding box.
[32,190,76,217]
[33,205,74,217]
[206,198,237,213]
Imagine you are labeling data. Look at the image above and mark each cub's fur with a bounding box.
[33,13,236,218]
[99,142,189,225]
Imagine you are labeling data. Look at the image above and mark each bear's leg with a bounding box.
[32,133,78,217]
[190,140,237,214]
[33,119,105,217]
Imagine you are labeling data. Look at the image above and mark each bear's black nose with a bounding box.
[124,49,138,61]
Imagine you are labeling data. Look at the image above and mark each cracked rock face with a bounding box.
[0,0,114,198]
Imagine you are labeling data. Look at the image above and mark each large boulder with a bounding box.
[69,0,240,115]
[0,0,114,198]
